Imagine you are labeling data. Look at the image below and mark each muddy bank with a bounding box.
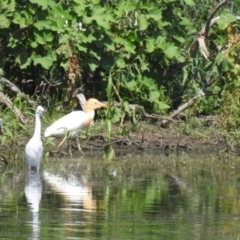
[40,124,227,156]
[0,120,228,158]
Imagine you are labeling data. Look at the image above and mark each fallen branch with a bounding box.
[0,77,33,103]
[162,89,205,125]
[0,91,27,124]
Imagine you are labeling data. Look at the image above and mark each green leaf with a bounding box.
[123,80,137,90]
[146,38,155,53]
[140,61,149,71]
[88,62,98,71]
[215,53,234,71]
[0,14,10,28]
[164,45,180,59]
[182,0,195,6]
[34,20,49,30]
[30,41,38,48]
[217,13,236,30]
[139,15,148,31]
[116,58,125,68]
[146,8,162,21]
[149,91,160,100]
[122,101,130,115]
[156,101,170,110]
[179,17,196,34]
[13,12,27,28]
[43,32,53,42]
[110,107,121,123]
[82,34,96,43]
[29,0,49,9]
[32,55,53,69]
[34,32,46,45]
[16,54,32,69]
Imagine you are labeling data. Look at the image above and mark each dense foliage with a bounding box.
[0,0,240,126]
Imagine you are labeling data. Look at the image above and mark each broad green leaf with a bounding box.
[179,17,196,34]
[30,41,38,48]
[149,91,160,100]
[1,0,15,12]
[34,32,46,45]
[116,58,125,68]
[43,32,53,42]
[217,13,236,30]
[164,45,180,59]
[114,37,135,54]
[146,38,155,53]
[110,107,121,123]
[82,34,96,43]
[140,61,149,71]
[32,55,53,69]
[29,0,49,9]
[122,101,130,114]
[16,54,32,69]
[76,44,87,52]
[123,80,137,90]
[139,15,148,31]
[34,20,51,30]
[13,12,27,28]
[173,35,186,44]
[0,14,10,28]
[125,42,135,54]
[215,53,234,71]
[156,101,170,110]
[182,0,195,6]
[88,62,98,71]
[60,62,69,71]
[146,8,162,21]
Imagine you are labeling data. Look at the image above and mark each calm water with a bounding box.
[1,152,240,240]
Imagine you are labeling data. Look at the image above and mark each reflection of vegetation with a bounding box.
[1,154,240,239]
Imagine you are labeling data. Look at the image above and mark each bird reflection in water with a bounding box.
[24,170,42,239]
[44,171,96,212]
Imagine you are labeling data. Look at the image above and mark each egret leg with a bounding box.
[67,138,73,157]
[56,135,68,152]
[76,137,84,155]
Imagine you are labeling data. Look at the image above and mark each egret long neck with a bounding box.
[33,114,41,139]
[86,110,95,119]
[83,110,95,127]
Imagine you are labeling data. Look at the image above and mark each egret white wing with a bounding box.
[44,111,89,137]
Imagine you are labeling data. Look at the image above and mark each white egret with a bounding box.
[25,106,45,172]
[44,98,108,154]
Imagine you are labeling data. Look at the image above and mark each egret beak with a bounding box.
[100,102,108,108]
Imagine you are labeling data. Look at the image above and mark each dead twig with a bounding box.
[162,89,205,125]
[0,91,27,124]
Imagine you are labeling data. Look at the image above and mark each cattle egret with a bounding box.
[25,106,45,172]
[44,98,108,154]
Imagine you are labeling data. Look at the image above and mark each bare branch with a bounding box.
[162,89,205,125]
[202,0,228,37]
[0,91,26,124]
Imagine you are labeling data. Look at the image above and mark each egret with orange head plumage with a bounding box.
[44,98,108,154]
